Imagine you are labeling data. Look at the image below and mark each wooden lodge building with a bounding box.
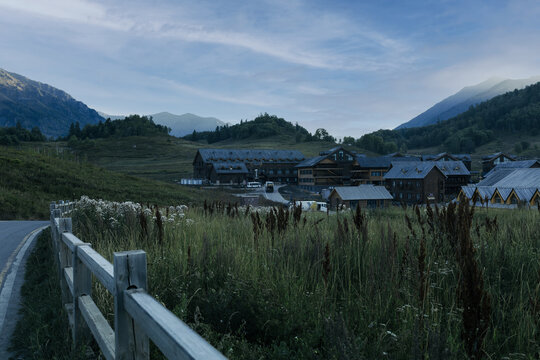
[481,152,516,174]
[421,152,472,171]
[193,149,305,185]
[384,162,446,204]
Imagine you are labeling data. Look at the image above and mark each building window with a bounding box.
[339,151,344,160]
[371,171,381,177]
[347,154,353,161]
[399,193,403,199]
[269,169,274,175]
[417,181,421,188]
[417,194,421,200]
[392,181,396,187]
[408,193,411,199]
[277,169,283,174]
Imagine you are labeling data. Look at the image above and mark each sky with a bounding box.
[1,0,540,139]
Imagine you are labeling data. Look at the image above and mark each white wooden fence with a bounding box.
[50,201,227,360]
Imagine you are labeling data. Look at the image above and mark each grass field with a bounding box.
[0,145,235,219]
[65,198,539,359]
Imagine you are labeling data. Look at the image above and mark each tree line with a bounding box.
[0,122,46,145]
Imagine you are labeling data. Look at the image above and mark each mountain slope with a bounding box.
[0,68,104,137]
[150,112,225,137]
[397,76,540,129]
[359,81,540,156]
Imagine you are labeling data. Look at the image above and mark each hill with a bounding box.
[396,76,540,129]
[0,68,103,137]
[357,81,540,160]
[0,145,233,219]
[184,113,332,143]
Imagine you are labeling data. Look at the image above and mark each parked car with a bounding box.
[265,181,274,193]
[246,182,262,188]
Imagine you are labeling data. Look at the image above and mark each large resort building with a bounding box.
[193,149,306,185]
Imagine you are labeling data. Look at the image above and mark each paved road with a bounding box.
[0,221,49,358]
[256,185,290,204]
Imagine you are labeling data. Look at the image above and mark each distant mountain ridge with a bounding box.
[396,76,540,129]
[99,111,226,137]
[0,68,104,137]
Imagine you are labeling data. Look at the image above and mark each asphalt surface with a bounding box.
[0,221,49,358]
[258,185,289,204]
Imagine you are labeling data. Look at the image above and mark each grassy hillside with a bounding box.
[0,145,234,219]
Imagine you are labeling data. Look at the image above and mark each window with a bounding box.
[416,181,421,188]
[399,193,403,199]
[392,181,396,187]
[277,169,283,175]
[339,151,344,160]
[416,194,421,200]
[333,154,337,160]
[269,169,274,175]
[371,171,381,177]
[407,193,411,199]
[347,154,353,161]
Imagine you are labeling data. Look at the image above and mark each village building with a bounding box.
[353,154,420,186]
[482,159,540,178]
[328,185,393,209]
[193,149,305,185]
[481,152,516,174]
[384,162,446,204]
[459,168,540,208]
[421,153,472,170]
[431,160,471,195]
[295,146,357,191]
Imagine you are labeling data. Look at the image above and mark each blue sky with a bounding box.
[1,0,540,138]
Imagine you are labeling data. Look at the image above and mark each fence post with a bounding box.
[114,251,149,360]
[73,243,92,348]
[58,218,73,306]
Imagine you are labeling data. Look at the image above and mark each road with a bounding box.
[0,221,48,358]
[258,184,290,204]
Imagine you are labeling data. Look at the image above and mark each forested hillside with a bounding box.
[64,115,170,140]
[184,113,334,143]
[357,82,540,154]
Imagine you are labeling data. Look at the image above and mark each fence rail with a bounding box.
[50,201,227,360]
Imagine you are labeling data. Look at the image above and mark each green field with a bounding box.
[59,199,540,359]
[0,145,235,219]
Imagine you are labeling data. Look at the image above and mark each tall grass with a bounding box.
[70,198,540,359]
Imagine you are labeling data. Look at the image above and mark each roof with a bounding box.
[496,187,513,201]
[197,149,305,163]
[460,186,477,198]
[483,160,540,177]
[433,161,470,176]
[211,162,249,174]
[384,162,445,179]
[421,153,471,162]
[295,155,327,168]
[478,168,540,188]
[513,187,538,202]
[356,155,419,169]
[331,185,393,201]
[476,186,496,200]
[482,152,516,161]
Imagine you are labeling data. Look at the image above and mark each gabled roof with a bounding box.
[211,162,249,174]
[483,160,540,178]
[432,160,470,176]
[475,186,496,200]
[197,149,305,163]
[356,155,419,169]
[482,152,516,161]
[479,168,540,188]
[295,155,327,168]
[331,185,393,201]
[383,162,445,179]
[496,187,513,201]
[460,186,477,199]
[512,187,538,202]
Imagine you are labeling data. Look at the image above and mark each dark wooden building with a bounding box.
[384,162,446,204]
[481,152,516,174]
[353,154,420,185]
[431,160,471,196]
[193,149,305,185]
[296,146,357,191]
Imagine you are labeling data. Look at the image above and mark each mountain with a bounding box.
[358,81,540,156]
[0,68,104,137]
[98,111,226,137]
[150,112,225,137]
[396,76,540,129]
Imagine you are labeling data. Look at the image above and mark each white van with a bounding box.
[246,182,261,188]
